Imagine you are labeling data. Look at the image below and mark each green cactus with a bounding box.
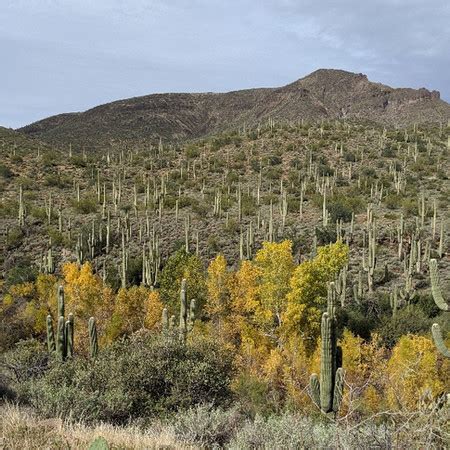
[429,259,450,358]
[162,307,169,330]
[89,316,99,358]
[188,298,196,332]
[57,285,65,318]
[56,316,65,361]
[309,282,345,416]
[179,278,188,343]
[46,315,56,352]
[66,313,74,358]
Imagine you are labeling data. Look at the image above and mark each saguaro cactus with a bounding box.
[177,279,197,342]
[46,315,56,352]
[89,317,99,358]
[429,259,450,358]
[46,286,74,360]
[309,282,345,416]
[179,279,188,342]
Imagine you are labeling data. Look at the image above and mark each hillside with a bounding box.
[2,112,450,448]
[18,69,450,148]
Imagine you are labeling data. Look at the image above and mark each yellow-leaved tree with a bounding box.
[282,241,349,353]
[62,262,114,348]
[387,334,450,410]
[109,285,164,340]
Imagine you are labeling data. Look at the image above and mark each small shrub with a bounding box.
[0,164,14,178]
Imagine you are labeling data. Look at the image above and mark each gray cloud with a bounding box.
[1,0,449,128]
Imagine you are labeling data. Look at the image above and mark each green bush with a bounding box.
[10,332,233,424]
[71,197,98,214]
[377,306,431,348]
[0,164,14,178]
[159,249,206,315]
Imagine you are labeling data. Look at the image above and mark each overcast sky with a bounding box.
[2,0,449,129]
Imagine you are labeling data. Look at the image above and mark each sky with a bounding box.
[1,0,449,129]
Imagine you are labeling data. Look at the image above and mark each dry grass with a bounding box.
[0,402,195,450]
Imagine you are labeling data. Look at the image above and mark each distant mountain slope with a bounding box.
[18,69,450,148]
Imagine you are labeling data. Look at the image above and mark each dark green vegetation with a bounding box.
[3,332,233,424]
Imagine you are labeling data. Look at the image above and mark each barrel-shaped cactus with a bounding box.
[309,282,345,416]
[429,259,450,358]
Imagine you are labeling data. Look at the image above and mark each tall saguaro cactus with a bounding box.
[309,282,345,416]
[177,279,197,343]
[429,259,450,358]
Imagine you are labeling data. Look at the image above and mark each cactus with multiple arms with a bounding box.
[309,282,345,416]
[46,285,99,359]
[429,259,450,358]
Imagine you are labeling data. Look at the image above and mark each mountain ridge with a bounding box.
[18,69,450,148]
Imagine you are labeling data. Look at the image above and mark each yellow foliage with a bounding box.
[9,282,35,298]
[254,240,294,328]
[387,334,450,410]
[339,330,388,414]
[144,290,164,330]
[205,254,230,320]
[283,241,349,351]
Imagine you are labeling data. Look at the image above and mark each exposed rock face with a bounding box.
[18,69,450,148]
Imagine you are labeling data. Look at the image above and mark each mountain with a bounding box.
[18,69,450,148]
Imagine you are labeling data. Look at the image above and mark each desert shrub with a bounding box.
[384,193,402,209]
[41,151,60,168]
[44,174,71,188]
[381,147,396,157]
[185,145,200,159]
[71,197,98,214]
[377,306,431,348]
[9,332,234,423]
[264,166,282,180]
[4,259,38,287]
[315,226,337,245]
[1,340,48,387]
[327,198,352,223]
[343,151,356,162]
[0,164,14,178]
[6,227,24,249]
[171,404,242,447]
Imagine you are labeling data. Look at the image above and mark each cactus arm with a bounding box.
[57,286,65,318]
[179,279,188,343]
[431,323,450,358]
[429,259,450,312]
[56,316,65,360]
[162,308,168,330]
[309,373,320,407]
[46,315,56,352]
[188,298,196,332]
[332,368,345,413]
[89,317,98,358]
[66,313,74,358]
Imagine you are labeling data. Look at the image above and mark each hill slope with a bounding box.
[18,69,450,148]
